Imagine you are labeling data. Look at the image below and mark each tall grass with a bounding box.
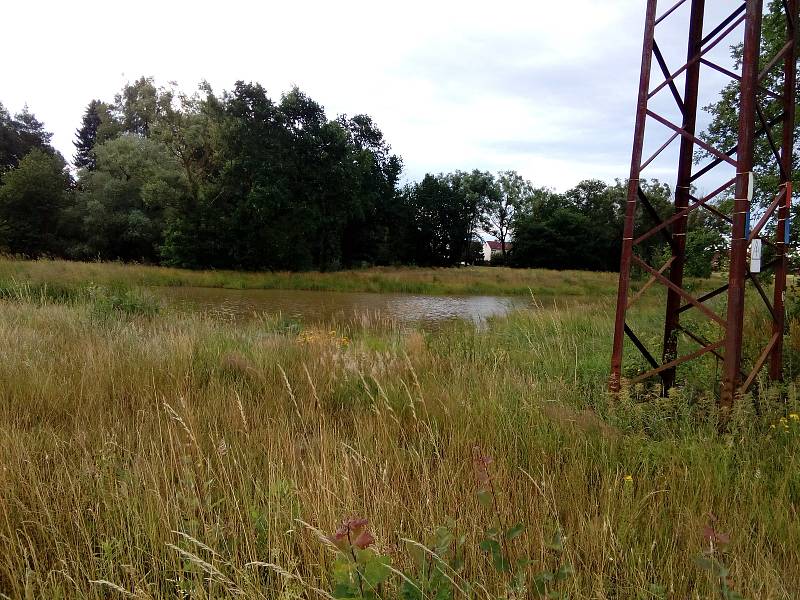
[0,257,620,297]
[0,262,798,598]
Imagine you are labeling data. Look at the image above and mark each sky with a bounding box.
[2,0,746,193]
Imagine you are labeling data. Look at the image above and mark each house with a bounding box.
[482,240,511,263]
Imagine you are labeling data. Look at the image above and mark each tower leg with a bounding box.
[610,0,659,393]
[770,0,797,381]
[721,0,763,412]
[662,0,706,390]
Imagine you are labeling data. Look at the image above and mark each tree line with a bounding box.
[3,26,793,277]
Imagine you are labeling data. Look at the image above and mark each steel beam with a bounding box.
[611,0,798,407]
[662,0,705,390]
[610,0,658,393]
[720,0,763,413]
[770,0,797,380]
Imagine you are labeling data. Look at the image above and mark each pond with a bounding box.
[156,286,531,328]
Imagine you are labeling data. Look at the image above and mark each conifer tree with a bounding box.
[74,100,104,170]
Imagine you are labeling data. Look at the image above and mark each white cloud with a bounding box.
[2,0,744,191]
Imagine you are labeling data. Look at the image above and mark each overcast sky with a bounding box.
[2,1,745,192]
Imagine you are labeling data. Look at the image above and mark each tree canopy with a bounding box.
[0,73,741,274]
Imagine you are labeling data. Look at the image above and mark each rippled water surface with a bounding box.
[156,286,530,327]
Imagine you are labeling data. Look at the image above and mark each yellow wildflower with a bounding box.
[789,413,799,421]
[624,474,633,484]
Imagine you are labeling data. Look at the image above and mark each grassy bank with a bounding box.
[0,257,619,297]
[0,266,798,599]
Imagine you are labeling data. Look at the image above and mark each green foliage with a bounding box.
[473,446,573,599]
[511,178,679,273]
[114,76,174,137]
[481,171,531,260]
[320,513,573,600]
[160,82,403,271]
[0,278,159,316]
[695,514,746,600]
[84,282,161,318]
[400,524,467,600]
[0,69,734,275]
[700,1,798,235]
[401,170,495,266]
[0,103,57,174]
[0,149,71,256]
[325,519,391,599]
[68,135,187,261]
[73,99,116,170]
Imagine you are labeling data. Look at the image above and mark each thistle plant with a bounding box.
[695,512,744,600]
[326,518,391,599]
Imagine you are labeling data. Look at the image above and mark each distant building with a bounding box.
[482,240,511,263]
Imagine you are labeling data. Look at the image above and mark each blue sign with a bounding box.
[786,215,792,244]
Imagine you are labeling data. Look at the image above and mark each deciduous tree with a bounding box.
[0,149,71,256]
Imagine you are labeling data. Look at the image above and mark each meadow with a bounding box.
[0,257,617,297]
[0,259,798,599]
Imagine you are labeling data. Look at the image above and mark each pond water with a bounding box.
[156,286,531,328]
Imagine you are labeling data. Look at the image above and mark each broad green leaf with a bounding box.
[361,553,392,588]
[492,552,512,573]
[400,579,423,600]
[546,531,564,552]
[505,523,525,540]
[477,490,493,507]
[516,557,533,570]
[407,541,426,570]
[555,563,574,581]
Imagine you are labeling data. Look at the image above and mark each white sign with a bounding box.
[750,238,762,273]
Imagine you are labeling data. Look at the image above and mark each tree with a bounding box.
[160,82,405,271]
[337,113,403,266]
[0,103,15,172]
[70,135,187,261]
[0,103,57,174]
[399,171,494,266]
[0,149,71,256]
[114,77,174,137]
[74,100,116,170]
[157,84,226,268]
[13,106,54,153]
[700,0,797,208]
[513,206,600,270]
[481,170,532,260]
[447,170,495,264]
[683,205,727,277]
[510,179,674,272]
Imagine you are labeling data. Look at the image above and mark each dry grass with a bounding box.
[0,256,619,297]
[0,263,798,599]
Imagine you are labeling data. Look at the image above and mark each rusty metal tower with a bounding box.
[610,0,798,410]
